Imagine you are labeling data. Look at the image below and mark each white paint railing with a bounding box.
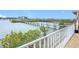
[18,24,75,48]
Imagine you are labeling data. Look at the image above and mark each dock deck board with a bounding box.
[65,33,79,48]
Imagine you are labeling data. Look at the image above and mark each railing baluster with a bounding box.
[58,31,60,42]
[50,36,53,48]
[59,31,61,48]
[47,37,49,48]
[39,40,41,48]
[53,35,55,48]
[33,43,36,48]
[43,38,46,48]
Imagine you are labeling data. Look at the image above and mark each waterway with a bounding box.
[0,20,38,39]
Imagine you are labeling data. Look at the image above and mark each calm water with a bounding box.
[0,20,38,39]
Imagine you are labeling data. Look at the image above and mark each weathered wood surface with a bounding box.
[65,33,79,48]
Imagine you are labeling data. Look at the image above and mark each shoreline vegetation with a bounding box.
[1,29,42,48]
[10,18,74,25]
[0,18,74,48]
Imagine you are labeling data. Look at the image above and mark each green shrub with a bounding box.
[59,19,74,25]
[1,29,41,48]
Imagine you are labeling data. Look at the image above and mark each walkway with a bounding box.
[65,33,79,48]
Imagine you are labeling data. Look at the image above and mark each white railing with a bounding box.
[18,24,75,48]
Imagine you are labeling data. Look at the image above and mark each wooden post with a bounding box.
[75,12,79,33]
[73,11,79,33]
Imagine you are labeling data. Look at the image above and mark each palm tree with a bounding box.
[40,26,48,36]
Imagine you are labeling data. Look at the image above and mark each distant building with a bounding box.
[18,16,28,19]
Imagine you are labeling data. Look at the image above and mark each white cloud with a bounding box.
[0,15,6,18]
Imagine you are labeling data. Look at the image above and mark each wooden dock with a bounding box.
[65,33,79,48]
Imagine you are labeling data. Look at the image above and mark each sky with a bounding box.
[0,10,76,19]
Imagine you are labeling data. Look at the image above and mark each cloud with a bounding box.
[0,15,6,18]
